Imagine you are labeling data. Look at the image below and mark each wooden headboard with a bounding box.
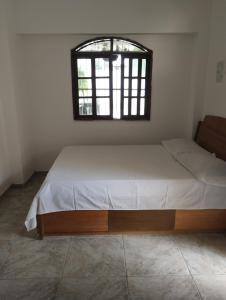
[195,115,226,161]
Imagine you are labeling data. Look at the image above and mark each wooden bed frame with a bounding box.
[37,115,226,238]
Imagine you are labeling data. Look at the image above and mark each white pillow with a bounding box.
[200,159,226,187]
[162,138,210,158]
[176,152,226,187]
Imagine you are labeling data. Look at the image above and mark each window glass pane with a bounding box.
[132,79,138,90]
[95,58,109,77]
[132,89,137,97]
[79,98,92,115]
[73,39,152,120]
[113,90,121,119]
[141,79,146,90]
[140,98,145,115]
[131,98,137,115]
[77,59,91,77]
[96,78,109,89]
[142,59,146,77]
[124,98,128,116]
[80,40,111,52]
[113,39,145,52]
[79,89,92,97]
[96,90,109,97]
[124,78,129,89]
[96,98,110,115]
[113,55,121,89]
[78,79,92,90]
[132,59,138,77]
[124,58,129,77]
[140,89,145,97]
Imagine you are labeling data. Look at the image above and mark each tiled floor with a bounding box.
[0,174,226,299]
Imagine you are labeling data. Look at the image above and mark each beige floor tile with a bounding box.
[194,275,226,300]
[124,235,189,276]
[64,236,126,278]
[0,239,69,279]
[56,276,127,300]
[128,275,201,300]
[175,234,226,275]
[0,278,58,300]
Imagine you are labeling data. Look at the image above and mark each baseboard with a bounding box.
[0,171,47,196]
[12,171,34,188]
[0,181,11,196]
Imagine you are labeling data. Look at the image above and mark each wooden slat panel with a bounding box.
[37,209,226,238]
[41,211,108,234]
[196,115,226,161]
[204,115,226,137]
[197,123,226,160]
[108,210,175,232]
[175,210,226,231]
[37,215,45,239]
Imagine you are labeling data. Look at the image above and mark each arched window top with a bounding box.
[73,37,150,53]
[71,37,153,121]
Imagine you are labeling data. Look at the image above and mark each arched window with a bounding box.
[71,37,152,120]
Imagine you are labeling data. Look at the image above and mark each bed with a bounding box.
[25,115,226,238]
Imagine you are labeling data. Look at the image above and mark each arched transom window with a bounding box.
[71,37,152,120]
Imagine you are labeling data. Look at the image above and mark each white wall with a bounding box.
[0,0,34,194]
[14,0,211,171]
[0,95,11,194]
[14,0,210,34]
[0,0,213,188]
[20,34,195,170]
[13,35,34,182]
[0,0,22,194]
[204,0,226,118]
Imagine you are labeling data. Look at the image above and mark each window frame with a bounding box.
[71,37,153,121]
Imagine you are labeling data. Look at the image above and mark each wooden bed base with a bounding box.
[37,209,226,238]
[37,115,226,238]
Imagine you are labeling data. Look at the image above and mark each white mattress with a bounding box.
[25,145,226,231]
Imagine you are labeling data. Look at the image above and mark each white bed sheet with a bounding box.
[25,145,226,231]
